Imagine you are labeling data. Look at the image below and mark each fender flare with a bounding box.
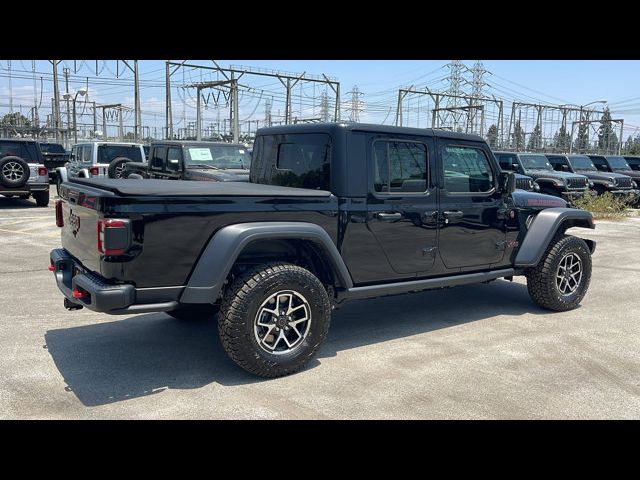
[514,208,595,267]
[55,167,68,183]
[180,222,354,304]
[77,168,90,178]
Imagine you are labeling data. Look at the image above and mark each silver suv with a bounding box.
[56,141,145,193]
[0,139,50,207]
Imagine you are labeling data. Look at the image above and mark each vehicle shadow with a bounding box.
[45,280,552,407]
[0,196,42,209]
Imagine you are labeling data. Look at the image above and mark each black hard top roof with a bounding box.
[257,122,484,142]
[0,137,38,143]
[151,140,247,148]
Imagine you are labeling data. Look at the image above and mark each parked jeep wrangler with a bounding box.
[623,156,640,172]
[38,142,69,182]
[122,141,250,182]
[0,138,50,206]
[51,123,596,378]
[494,151,590,202]
[586,155,640,202]
[55,142,146,194]
[546,154,639,203]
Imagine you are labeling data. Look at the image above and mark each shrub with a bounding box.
[572,191,630,220]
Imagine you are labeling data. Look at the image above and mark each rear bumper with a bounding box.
[0,182,49,194]
[50,248,180,314]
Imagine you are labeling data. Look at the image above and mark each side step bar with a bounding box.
[336,268,522,302]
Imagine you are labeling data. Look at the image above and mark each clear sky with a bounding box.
[1,60,639,139]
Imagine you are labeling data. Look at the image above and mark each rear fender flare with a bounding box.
[515,208,595,267]
[55,167,68,183]
[180,222,353,304]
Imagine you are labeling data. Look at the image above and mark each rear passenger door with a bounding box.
[366,136,439,278]
[437,141,506,270]
[148,146,167,179]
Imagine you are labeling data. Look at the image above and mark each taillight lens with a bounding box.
[38,167,47,177]
[90,166,100,176]
[97,219,130,256]
[55,200,64,227]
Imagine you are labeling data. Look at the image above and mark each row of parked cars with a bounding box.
[494,152,640,205]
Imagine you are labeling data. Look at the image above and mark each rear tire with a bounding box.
[33,190,50,207]
[0,156,30,188]
[526,234,592,311]
[218,262,331,378]
[167,304,219,321]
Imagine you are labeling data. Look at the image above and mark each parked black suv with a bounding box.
[38,142,69,182]
[0,138,50,206]
[587,155,640,195]
[52,123,596,378]
[494,152,590,201]
[546,154,638,203]
[123,141,250,182]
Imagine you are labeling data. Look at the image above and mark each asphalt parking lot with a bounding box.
[1,186,639,419]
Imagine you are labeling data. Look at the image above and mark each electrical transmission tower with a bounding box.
[265,97,272,127]
[345,85,364,122]
[319,91,331,122]
[440,60,469,131]
[468,60,489,133]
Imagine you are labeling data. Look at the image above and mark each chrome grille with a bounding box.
[615,176,632,189]
[516,177,533,191]
[566,177,588,190]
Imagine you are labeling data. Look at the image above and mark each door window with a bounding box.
[151,147,166,170]
[166,147,181,171]
[373,140,428,193]
[443,146,494,193]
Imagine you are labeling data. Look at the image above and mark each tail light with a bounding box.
[90,166,100,176]
[55,200,64,227]
[38,167,47,177]
[97,219,130,256]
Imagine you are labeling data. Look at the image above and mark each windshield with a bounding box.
[184,145,251,169]
[569,155,597,171]
[606,156,632,171]
[98,145,143,163]
[40,143,66,154]
[519,154,553,171]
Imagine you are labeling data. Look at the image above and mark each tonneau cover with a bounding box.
[67,178,332,197]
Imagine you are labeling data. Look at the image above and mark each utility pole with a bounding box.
[183,80,235,142]
[51,60,61,142]
[92,101,97,137]
[166,61,173,139]
[134,60,141,140]
[63,68,71,132]
[265,97,272,127]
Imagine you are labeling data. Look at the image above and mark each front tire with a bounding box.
[33,190,50,207]
[526,234,592,311]
[218,262,331,378]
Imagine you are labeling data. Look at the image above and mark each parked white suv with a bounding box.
[55,142,145,193]
[0,138,50,207]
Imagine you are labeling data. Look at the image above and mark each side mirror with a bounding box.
[499,171,516,194]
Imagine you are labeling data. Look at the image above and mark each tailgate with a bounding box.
[60,182,113,273]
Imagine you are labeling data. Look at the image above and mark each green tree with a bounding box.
[512,121,525,150]
[486,124,498,147]
[527,124,542,150]
[553,125,572,152]
[123,131,136,140]
[574,122,590,152]
[1,112,31,127]
[598,108,618,153]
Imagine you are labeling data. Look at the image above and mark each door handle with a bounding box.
[376,212,402,222]
[442,210,464,219]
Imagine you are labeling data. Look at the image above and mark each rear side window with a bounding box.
[151,147,166,169]
[443,146,494,193]
[0,142,26,159]
[98,145,143,163]
[253,133,331,190]
[373,140,428,193]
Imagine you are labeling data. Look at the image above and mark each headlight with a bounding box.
[588,181,594,188]
[534,183,541,192]
[607,182,615,188]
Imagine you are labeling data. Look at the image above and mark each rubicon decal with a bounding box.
[526,198,566,207]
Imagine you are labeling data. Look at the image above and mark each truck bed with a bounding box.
[68,177,331,197]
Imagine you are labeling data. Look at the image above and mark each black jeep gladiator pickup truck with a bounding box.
[51,123,596,378]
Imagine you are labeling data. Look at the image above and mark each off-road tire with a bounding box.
[33,190,50,207]
[167,304,219,321]
[108,157,132,179]
[0,156,30,188]
[526,234,592,311]
[218,262,331,378]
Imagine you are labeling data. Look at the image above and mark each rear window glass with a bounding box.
[40,143,66,154]
[97,145,142,163]
[253,133,331,190]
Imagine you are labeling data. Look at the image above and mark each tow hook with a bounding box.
[64,298,83,311]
